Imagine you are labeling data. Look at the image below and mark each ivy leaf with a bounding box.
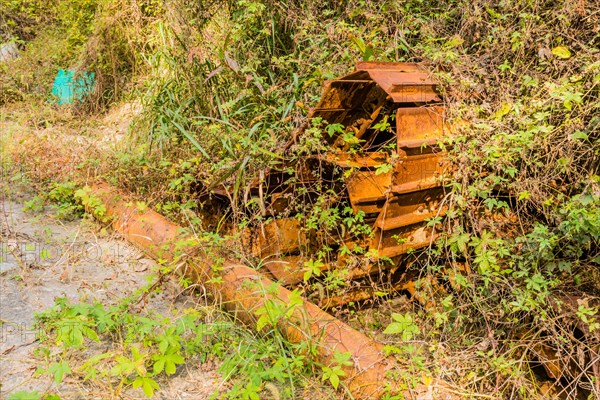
[82,326,100,342]
[334,351,353,366]
[455,233,470,253]
[384,322,405,335]
[111,355,135,376]
[444,35,464,48]
[375,163,393,175]
[302,259,323,282]
[156,330,181,354]
[56,316,97,347]
[153,358,165,375]
[552,46,571,59]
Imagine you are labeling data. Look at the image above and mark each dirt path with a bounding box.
[0,188,223,399]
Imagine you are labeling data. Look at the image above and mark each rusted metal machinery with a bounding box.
[231,62,600,396]
[236,62,449,308]
[89,182,458,399]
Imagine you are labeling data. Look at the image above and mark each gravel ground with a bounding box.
[0,188,223,399]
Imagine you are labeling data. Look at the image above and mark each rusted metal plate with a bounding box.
[396,106,445,148]
[370,224,438,259]
[246,218,306,258]
[310,80,387,116]
[311,63,440,133]
[375,188,446,231]
[387,83,441,104]
[346,170,392,210]
[347,257,402,280]
[263,255,338,286]
[393,153,446,194]
[345,154,446,212]
[266,192,292,215]
[318,283,397,309]
[395,137,440,149]
[351,201,387,216]
[355,61,426,73]
[307,108,354,125]
[321,268,448,310]
[322,152,389,168]
[361,70,440,103]
[262,255,305,285]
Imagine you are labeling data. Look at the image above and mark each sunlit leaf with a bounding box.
[552,46,571,59]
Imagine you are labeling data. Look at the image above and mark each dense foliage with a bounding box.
[2,0,599,398]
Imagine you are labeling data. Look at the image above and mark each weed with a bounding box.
[6,391,60,400]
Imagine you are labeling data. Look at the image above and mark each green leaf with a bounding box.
[493,103,511,121]
[505,166,517,178]
[111,355,135,376]
[165,359,176,375]
[552,46,571,59]
[7,391,42,400]
[455,233,470,253]
[133,376,160,398]
[383,313,420,341]
[82,326,100,342]
[375,163,393,175]
[165,353,184,375]
[383,322,404,335]
[47,361,71,385]
[486,7,502,19]
[156,331,181,355]
[154,350,185,376]
[334,351,353,366]
[444,36,464,48]
[325,123,344,137]
[571,131,588,141]
[153,358,165,375]
[330,372,340,389]
[518,191,531,201]
[256,313,270,332]
[302,259,323,282]
[158,339,169,355]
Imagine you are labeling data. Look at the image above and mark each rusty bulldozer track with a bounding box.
[87,62,463,399]
[233,62,452,309]
[212,62,599,395]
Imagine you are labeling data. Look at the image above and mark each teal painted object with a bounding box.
[50,69,96,105]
